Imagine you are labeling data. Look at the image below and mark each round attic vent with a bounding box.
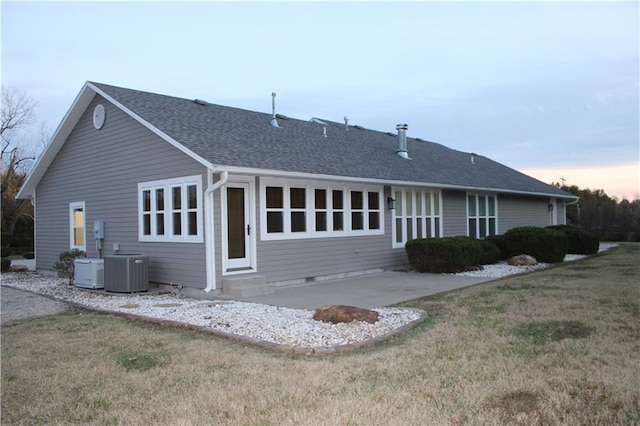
[93,104,106,129]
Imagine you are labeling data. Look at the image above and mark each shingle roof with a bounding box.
[91,82,572,198]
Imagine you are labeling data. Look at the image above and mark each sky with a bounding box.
[2,1,638,200]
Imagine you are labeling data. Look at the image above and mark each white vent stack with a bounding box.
[344,116,349,130]
[396,124,411,159]
[270,92,281,128]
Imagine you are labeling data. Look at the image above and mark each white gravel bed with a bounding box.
[455,254,587,278]
[0,273,422,350]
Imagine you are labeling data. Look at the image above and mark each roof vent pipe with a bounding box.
[270,92,281,128]
[396,124,411,159]
[344,116,349,130]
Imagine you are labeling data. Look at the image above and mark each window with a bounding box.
[392,188,442,248]
[138,176,202,242]
[468,194,497,238]
[261,179,384,240]
[69,202,86,250]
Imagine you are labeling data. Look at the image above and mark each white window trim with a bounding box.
[391,188,443,249]
[260,178,384,241]
[138,175,203,243]
[466,193,498,239]
[69,201,86,251]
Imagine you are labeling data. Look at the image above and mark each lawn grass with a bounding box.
[2,244,639,424]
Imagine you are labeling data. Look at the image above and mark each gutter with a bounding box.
[203,169,228,293]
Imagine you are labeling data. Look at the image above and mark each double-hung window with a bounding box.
[392,188,442,248]
[138,175,203,242]
[261,179,383,240]
[467,194,497,238]
[69,201,86,251]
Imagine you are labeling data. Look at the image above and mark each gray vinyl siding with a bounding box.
[249,182,405,284]
[498,195,551,233]
[442,190,467,237]
[35,95,208,288]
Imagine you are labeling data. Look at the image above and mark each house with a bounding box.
[17,82,577,297]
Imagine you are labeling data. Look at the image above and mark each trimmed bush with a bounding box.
[406,236,499,273]
[546,225,599,255]
[23,252,35,259]
[1,247,12,258]
[485,234,509,260]
[504,226,568,263]
[1,258,11,272]
[477,238,501,265]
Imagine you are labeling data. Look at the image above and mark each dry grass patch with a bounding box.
[2,244,639,424]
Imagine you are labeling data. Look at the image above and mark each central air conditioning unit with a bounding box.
[74,258,105,289]
[104,255,149,293]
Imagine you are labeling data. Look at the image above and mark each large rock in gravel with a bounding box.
[507,254,538,266]
[313,305,379,324]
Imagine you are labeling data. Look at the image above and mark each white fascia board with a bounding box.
[17,82,97,199]
[86,82,213,170]
[212,165,578,200]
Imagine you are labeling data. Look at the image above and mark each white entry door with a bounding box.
[225,182,252,270]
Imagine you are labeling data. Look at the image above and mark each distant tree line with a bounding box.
[555,183,640,242]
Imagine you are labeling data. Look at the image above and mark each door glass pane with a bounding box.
[227,187,245,259]
[406,218,413,240]
[433,193,440,215]
[479,218,487,238]
[417,218,423,238]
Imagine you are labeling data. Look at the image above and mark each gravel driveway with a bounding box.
[0,286,70,324]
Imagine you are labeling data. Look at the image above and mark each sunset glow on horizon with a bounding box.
[522,163,640,201]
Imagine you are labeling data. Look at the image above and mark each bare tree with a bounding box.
[1,88,40,247]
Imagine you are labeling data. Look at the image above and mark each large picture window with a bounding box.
[69,201,86,251]
[138,176,203,242]
[392,188,442,248]
[261,179,383,240]
[468,194,497,238]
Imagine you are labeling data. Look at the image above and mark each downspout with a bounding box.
[204,169,229,293]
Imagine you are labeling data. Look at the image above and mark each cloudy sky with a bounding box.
[2,1,638,199]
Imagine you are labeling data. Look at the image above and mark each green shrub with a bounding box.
[485,234,509,260]
[52,249,86,285]
[1,247,12,258]
[406,236,498,273]
[477,238,501,265]
[504,226,568,263]
[1,258,11,272]
[546,225,599,255]
[23,252,35,259]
